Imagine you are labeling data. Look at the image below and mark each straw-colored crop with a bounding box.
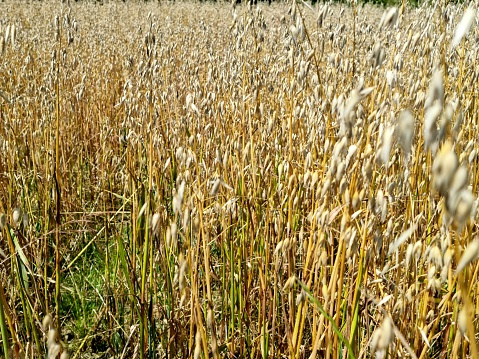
[1,0,479,358]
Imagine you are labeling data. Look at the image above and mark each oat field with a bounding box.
[1,0,479,358]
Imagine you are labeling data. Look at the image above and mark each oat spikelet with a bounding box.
[432,141,458,196]
[377,126,394,167]
[12,207,22,227]
[456,239,479,274]
[210,178,221,196]
[453,189,475,232]
[151,213,161,237]
[4,25,9,45]
[371,315,394,352]
[283,275,296,292]
[425,70,444,109]
[42,314,53,331]
[387,217,419,256]
[0,213,5,230]
[457,307,469,336]
[10,24,15,47]
[194,330,202,359]
[396,110,415,158]
[449,166,468,198]
[49,344,61,359]
[379,7,398,30]
[451,7,476,49]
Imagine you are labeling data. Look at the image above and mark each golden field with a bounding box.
[0,0,479,358]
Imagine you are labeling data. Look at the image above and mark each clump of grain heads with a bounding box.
[4,1,479,358]
[432,141,476,231]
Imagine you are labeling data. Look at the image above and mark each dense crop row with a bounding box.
[1,1,479,358]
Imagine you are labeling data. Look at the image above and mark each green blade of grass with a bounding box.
[297,280,356,359]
